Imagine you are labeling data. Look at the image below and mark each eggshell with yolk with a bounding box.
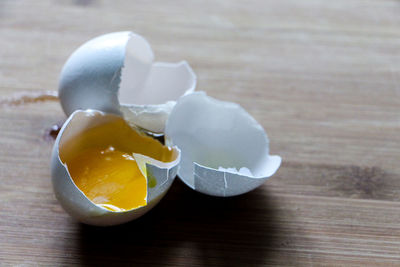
[51,110,180,226]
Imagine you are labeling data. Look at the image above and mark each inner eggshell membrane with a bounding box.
[58,113,176,212]
[116,32,196,133]
[165,92,281,196]
[118,33,196,106]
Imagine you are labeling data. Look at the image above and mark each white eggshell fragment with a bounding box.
[59,31,196,133]
[165,92,281,197]
[51,110,180,226]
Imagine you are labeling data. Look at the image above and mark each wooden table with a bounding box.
[1,0,399,265]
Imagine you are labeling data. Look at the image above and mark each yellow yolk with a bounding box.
[60,116,177,212]
[66,146,146,211]
[60,117,174,163]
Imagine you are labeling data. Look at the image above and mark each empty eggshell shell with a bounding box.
[51,110,180,226]
[165,92,281,197]
[59,31,196,133]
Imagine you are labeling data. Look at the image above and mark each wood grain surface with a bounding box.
[1,0,400,266]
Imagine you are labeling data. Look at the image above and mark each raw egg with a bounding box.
[51,110,180,226]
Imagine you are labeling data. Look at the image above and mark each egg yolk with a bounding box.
[60,116,176,212]
[66,146,146,212]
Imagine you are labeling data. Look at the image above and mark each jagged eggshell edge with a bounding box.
[165,92,281,197]
[120,61,196,133]
[50,110,180,226]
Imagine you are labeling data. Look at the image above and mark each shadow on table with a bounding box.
[77,179,284,266]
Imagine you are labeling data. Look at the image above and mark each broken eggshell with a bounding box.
[50,109,180,226]
[59,31,196,133]
[165,92,281,197]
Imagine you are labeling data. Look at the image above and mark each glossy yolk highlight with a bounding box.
[66,146,146,212]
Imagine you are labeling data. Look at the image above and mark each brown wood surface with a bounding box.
[1,0,400,266]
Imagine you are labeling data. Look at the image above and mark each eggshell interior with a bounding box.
[118,35,196,132]
[51,110,180,226]
[165,92,281,197]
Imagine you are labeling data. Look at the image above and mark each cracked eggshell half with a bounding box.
[59,31,196,133]
[51,110,180,226]
[165,92,281,197]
